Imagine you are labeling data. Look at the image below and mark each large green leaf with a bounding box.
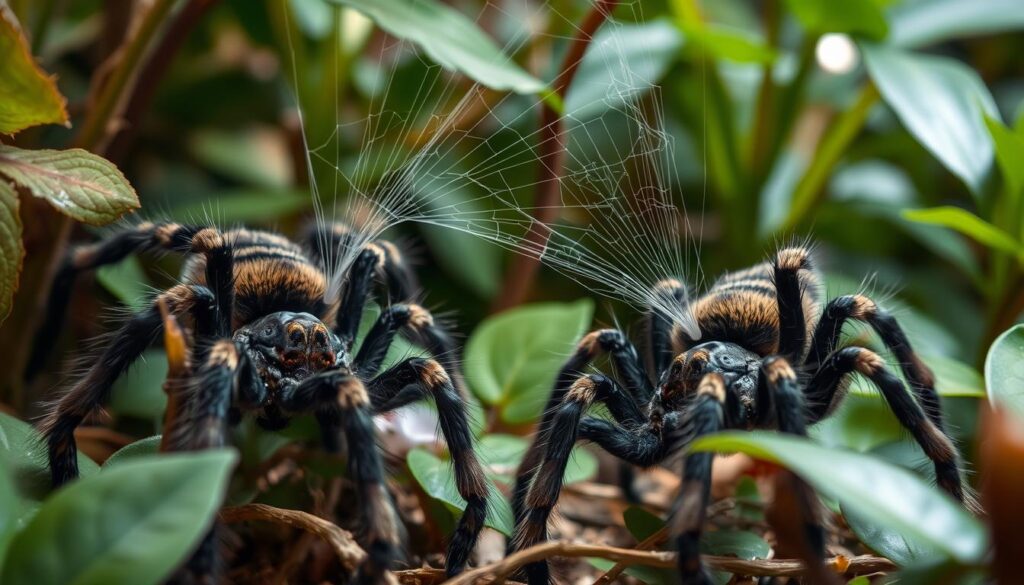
[0,7,68,134]
[903,207,1022,258]
[463,300,593,424]
[862,44,998,196]
[783,0,888,39]
[810,393,904,452]
[985,324,1024,417]
[843,504,933,566]
[0,146,139,225]
[0,412,99,503]
[888,0,1024,48]
[0,450,236,585]
[689,432,987,564]
[0,180,22,323]
[565,20,683,119]
[102,436,162,469]
[406,447,513,536]
[326,0,544,94]
[0,453,20,569]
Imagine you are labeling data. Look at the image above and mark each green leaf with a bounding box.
[810,393,904,452]
[0,6,68,134]
[862,44,998,196]
[843,504,933,566]
[0,412,99,503]
[985,324,1024,417]
[188,130,292,190]
[477,434,597,486]
[623,506,665,541]
[682,24,777,64]
[0,452,21,569]
[903,207,1022,258]
[700,530,771,560]
[783,0,888,39]
[110,350,168,420]
[326,0,544,94]
[168,189,311,224]
[0,450,236,585]
[589,507,674,584]
[566,19,682,119]
[464,300,593,424]
[888,0,1024,48]
[102,436,162,469]
[406,447,513,536]
[0,180,23,323]
[985,115,1024,198]
[921,354,985,398]
[0,146,139,225]
[689,432,988,564]
[96,256,149,311]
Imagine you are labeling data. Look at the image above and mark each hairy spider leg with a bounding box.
[365,357,487,577]
[512,373,652,585]
[805,346,966,504]
[304,221,418,305]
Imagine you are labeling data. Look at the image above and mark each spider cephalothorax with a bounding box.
[510,246,968,585]
[28,221,488,583]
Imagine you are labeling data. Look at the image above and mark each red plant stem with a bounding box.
[493,0,620,311]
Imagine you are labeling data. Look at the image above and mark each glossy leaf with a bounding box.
[0,7,68,133]
[903,207,1021,257]
[1,450,236,585]
[406,447,513,536]
[985,115,1024,198]
[0,412,99,503]
[862,44,998,196]
[682,24,777,64]
[566,19,682,119]
[0,146,139,225]
[701,530,771,560]
[985,324,1024,417]
[0,453,20,568]
[844,504,933,566]
[888,0,1024,48]
[102,436,162,469]
[921,354,985,398]
[326,0,544,94]
[0,180,22,323]
[783,0,888,39]
[464,300,593,424]
[689,432,987,564]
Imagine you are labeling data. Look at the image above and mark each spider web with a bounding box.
[284,0,706,338]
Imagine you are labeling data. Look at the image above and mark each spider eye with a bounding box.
[262,325,274,337]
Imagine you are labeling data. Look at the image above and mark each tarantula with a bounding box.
[510,246,967,584]
[27,221,488,582]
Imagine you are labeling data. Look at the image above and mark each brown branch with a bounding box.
[444,541,896,585]
[492,0,621,311]
[219,503,367,573]
[106,0,221,163]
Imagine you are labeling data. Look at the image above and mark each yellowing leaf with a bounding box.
[0,180,22,323]
[0,145,139,225]
[0,6,68,134]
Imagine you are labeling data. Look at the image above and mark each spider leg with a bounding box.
[512,373,649,585]
[773,246,817,362]
[280,369,399,583]
[365,357,486,577]
[809,294,947,438]
[26,222,209,381]
[674,373,726,585]
[647,278,689,374]
[354,303,461,391]
[759,357,831,582]
[512,328,651,524]
[40,283,214,487]
[807,346,965,502]
[304,221,418,304]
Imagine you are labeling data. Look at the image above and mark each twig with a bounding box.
[220,503,367,572]
[493,0,621,311]
[445,541,896,585]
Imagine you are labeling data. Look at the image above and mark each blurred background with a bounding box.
[1,0,1023,583]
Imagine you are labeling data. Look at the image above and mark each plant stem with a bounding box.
[780,83,879,234]
[747,0,779,184]
[74,0,177,151]
[493,0,620,311]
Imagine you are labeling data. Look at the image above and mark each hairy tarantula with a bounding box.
[27,221,488,582]
[510,246,967,584]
